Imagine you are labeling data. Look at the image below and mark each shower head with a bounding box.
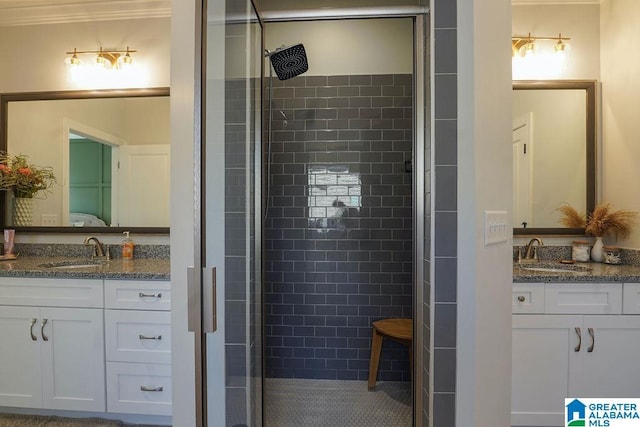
[267,43,309,81]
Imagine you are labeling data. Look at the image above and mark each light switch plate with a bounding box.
[484,210,509,245]
[41,214,59,226]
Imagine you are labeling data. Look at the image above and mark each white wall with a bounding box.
[512,3,602,245]
[601,0,640,249]
[514,2,640,249]
[169,0,197,425]
[0,18,169,92]
[0,17,170,243]
[457,0,513,425]
[512,4,600,80]
[265,19,413,76]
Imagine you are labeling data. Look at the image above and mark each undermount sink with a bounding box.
[517,262,592,273]
[39,260,106,269]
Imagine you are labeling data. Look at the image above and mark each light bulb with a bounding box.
[65,55,80,67]
[522,42,535,58]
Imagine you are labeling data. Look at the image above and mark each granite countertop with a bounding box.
[0,256,170,280]
[513,261,640,283]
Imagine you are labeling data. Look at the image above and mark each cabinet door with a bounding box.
[579,315,640,397]
[40,307,105,412]
[512,315,582,426]
[0,306,42,408]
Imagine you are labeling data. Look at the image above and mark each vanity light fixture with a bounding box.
[64,46,137,70]
[512,33,570,58]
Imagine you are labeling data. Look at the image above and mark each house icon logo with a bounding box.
[566,399,586,426]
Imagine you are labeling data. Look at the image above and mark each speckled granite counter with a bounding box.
[513,262,640,283]
[0,256,170,280]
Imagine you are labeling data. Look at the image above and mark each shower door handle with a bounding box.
[187,266,199,333]
[202,267,217,334]
[187,266,217,334]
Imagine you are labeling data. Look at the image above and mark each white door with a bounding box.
[0,306,42,408]
[511,314,582,426]
[40,307,105,411]
[513,113,532,228]
[117,145,170,227]
[579,315,640,397]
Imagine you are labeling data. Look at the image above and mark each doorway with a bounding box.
[262,17,416,426]
[191,2,428,426]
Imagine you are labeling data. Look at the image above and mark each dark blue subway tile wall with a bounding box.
[225,75,260,427]
[265,74,414,382]
[432,0,458,425]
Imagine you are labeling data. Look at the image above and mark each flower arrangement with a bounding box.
[557,202,638,239]
[0,152,56,198]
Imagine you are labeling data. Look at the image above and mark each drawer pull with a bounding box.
[574,327,581,352]
[517,296,525,302]
[30,318,37,341]
[587,327,595,353]
[139,292,162,299]
[139,334,162,340]
[140,386,164,392]
[41,318,49,341]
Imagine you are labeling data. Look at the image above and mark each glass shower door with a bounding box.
[201,0,262,425]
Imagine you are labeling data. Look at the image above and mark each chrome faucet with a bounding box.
[84,236,106,259]
[521,237,544,262]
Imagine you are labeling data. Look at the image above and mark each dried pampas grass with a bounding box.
[586,203,638,239]
[557,202,638,239]
[556,204,587,228]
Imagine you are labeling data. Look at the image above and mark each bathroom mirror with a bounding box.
[0,88,170,233]
[512,80,596,236]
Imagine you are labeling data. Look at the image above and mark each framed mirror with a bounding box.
[512,80,596,235]
[0,88,170,233]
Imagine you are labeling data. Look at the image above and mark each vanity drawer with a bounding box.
[106,361,172,416]
[0,278,103,308]
[105,310,171,364]
[105,280,170,310]
[512,283,545,313]
[623,283,640,314]
[544,283,622,314]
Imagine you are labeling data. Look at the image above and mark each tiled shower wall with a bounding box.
[429,1,459,426]
[264,74,414,381]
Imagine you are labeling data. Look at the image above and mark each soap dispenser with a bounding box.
[122,231,134,260]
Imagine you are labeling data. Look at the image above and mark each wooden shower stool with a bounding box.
[367,318,413,391]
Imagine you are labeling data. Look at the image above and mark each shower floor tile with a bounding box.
[264,378,412,426]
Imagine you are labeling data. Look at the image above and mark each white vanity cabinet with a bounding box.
[512,282,640,426]
[104,280,172,416]
[0,278,105,412]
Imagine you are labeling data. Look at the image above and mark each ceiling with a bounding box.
[0,0,169,27]
[512,0,599,3]
[0,0,600,26]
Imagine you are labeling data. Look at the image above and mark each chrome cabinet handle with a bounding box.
[30,318,37,341]
[587,327,595,352]
[139,292,162,299]
[41,318,49,341]
[517,296,525,302]
[140,386,163,392]
[574,327,581,352]
[139,334,162,340]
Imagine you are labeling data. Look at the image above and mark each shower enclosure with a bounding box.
[187,1,428,426]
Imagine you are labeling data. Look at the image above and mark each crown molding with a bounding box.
[0,0,170,27]
[512,0,600,4]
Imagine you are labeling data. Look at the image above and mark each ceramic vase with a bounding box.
[12,197,33,226]
[591,236,604,262]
